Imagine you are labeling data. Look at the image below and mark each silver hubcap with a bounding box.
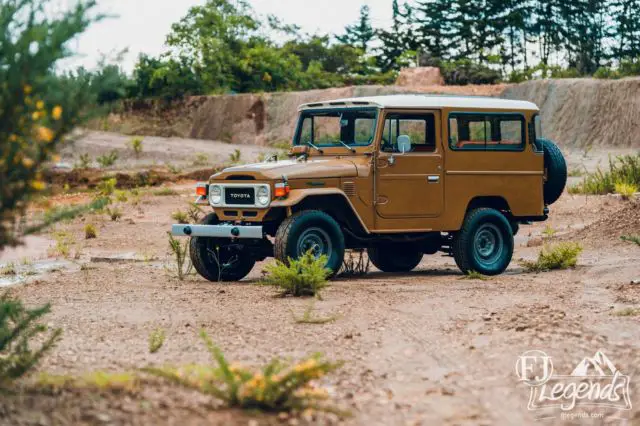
[474,223,503,264]
[297,227,332,259]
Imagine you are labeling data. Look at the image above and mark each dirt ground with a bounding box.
[1,136,639,426]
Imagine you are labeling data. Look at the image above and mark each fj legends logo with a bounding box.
[516,350,632,411]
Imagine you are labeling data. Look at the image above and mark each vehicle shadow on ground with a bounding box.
[333,268,463,282]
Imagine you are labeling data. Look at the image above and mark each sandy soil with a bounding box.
[1,140,639,425]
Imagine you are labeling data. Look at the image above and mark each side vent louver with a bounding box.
[342,182,356,197]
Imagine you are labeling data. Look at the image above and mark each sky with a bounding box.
[62,0,394,72]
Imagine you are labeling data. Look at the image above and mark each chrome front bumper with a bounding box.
[171,224,263,239]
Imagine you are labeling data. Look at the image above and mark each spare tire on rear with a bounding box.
[536,138,567,205]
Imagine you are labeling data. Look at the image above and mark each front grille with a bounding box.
[224,187,255,206]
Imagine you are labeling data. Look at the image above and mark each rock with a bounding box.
[395,67,444,87]
[630,279,640,285]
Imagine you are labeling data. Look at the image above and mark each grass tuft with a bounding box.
[96,150,118,168]
[1,263,17,276]
[36,371,139,393]
[614,182,637,200]
[521,242,583,273]
[613,307,640,317]
[570,154,640,195]
[171,209,189,224]
[153,188,178,197]
[84,223,97,239]
[293,303,340,325]
[167,232,191,280]
[460,270,488,281]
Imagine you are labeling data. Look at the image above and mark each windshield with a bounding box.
[295,108,378,147]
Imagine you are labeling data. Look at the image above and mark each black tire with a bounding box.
[368,245,423,273]
[452,208,514,276]
[537,138,567,205]
[274,210,345,276]
[189,213,256,282]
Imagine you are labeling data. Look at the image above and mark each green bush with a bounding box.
[262,252,330,297]
[96,150,118,168]
[621,235,640,246]
[129,137,144,158]
[0,0,99,249]
[0,293,62,385]
[148,328,165,354]
[439,59,501,85]
[570,154,640,195]
[521,242,583,272]
[144,330,343,413]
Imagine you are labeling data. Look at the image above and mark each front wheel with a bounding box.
[274,210,345,276]
[190,214,256,282]
[452,208,514,276]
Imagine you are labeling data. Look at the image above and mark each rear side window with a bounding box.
[449,113,525,151]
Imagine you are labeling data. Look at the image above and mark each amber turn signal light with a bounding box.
[274,182,290,198]
[195,183,208,196]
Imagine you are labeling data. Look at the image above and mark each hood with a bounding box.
[212,158,358,181]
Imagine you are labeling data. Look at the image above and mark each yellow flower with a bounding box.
[9,134,17,142]
[36,100,45,110]
[32,111,41,121]
[36,126,55,142]
[52,106,63,120]
[24,84,32,95]
[31,180,46,191]
[22,157,35,168]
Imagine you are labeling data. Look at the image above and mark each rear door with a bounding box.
[375,110,444,218]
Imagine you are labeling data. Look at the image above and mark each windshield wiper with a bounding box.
[306,141,324,154]
[338,140,356,153]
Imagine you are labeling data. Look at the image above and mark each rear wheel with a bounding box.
[452,208,514,276]
[368,245,423,273]
[274,210,345,276]
[190,214,256,282]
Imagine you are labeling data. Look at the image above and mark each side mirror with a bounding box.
[397,135,412,154]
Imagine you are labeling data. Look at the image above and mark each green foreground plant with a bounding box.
[570,154,640,195]
[262,252,330,297]
[521,242,583,273]
[621,235,640,247]
[0,294,62,386]
[144,330,343,414]
[167,232,191,280]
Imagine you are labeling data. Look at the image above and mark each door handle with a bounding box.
[427,175,440,183]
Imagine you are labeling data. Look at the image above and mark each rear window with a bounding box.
[449,113,525,151]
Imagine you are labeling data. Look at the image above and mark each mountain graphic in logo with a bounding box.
[571,351,618,376]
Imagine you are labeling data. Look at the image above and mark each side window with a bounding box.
[382,113,436,153]
[300,117,313,144]
[450,113,524,151]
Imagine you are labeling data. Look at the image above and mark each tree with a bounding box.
[413,0,452,62]
[165,0,258,92]
[336,5,375,53]
[0,0,100,249]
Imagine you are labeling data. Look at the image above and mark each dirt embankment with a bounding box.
[503,77,640,148]
[92,84,508,146]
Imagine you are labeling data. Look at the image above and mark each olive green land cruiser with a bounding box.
[171,95,567,281]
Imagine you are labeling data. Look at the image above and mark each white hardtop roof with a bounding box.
[299,94,539,111]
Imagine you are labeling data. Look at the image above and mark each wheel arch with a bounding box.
[289,193,369,236]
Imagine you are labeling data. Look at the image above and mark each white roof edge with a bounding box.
[298,94,539,112]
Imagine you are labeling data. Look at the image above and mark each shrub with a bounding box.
[613,307,640,317]
[76,153,92,169]
[84,223,97,239]
[187,205,203,223]
[1,263,17,276]
[0,293,62,385]
[144,330,343,413]
[521,242,583,272]
[229,149,241,164]
[96,178,117,197]
[615,182,637,200]
[129,137,144,158]
[168,232,191,280]
[439,59,501,85]
[49,231,75,258]
[96,150,119,168]
[571,154,640,195]
[114,190,128,203]
[171,210,189,224]
[192,153,209,167]
[262,252,330,297]
[621,235,640,246]
[594,66,621,80]
[339,250,370,277]
[0,0,99,249]
[149,328,165,354]
[105,207,122,222]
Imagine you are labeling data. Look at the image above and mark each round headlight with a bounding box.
[210,185,222,205]
[257,186,269,206]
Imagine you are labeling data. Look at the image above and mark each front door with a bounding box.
[375,110,444,218]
